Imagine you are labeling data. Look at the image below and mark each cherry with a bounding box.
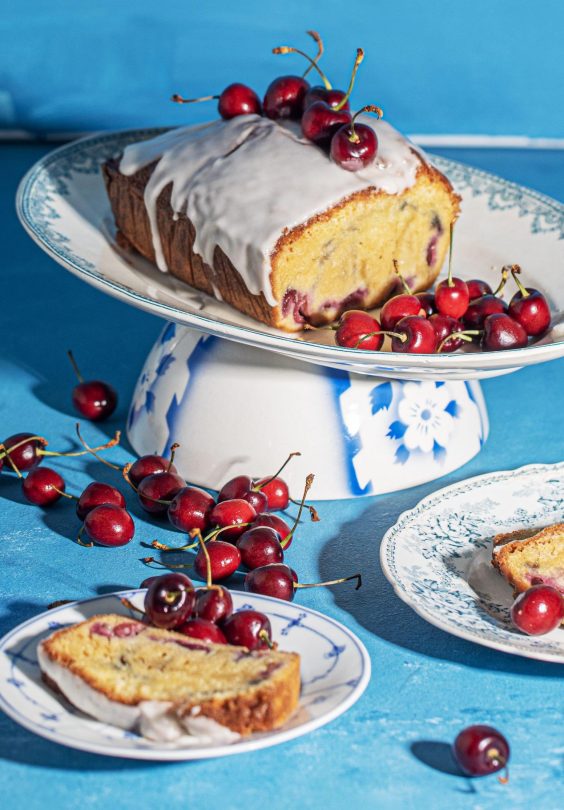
[434,227,469,319]
[429,314,466,353]
[263,75,309,120]
[1,433,47,472]
[221,610,273,650]
[303,86,349,111]
[252,513,291,544]
[217,475,268,514]
[68,350,117,422]
[453,725,510,779]
[330,105,382,172]
[194,540,241,581]
[140,575,160,589]
[237,526,284,570]
[129,454,178,487]
[510,584,564,635]
[301,101,351,149]
[464,295,508,329]
[176,618,227,644]
[209,499,256,541]
[76,481,125,520]
[172,84,261,120]
[335,310,383,350]
[168,486,215,532]
[415,291,436,317]
[245,563,361,602]
[22,467,66,506]
[381,294,423,331]
[82,504,135,547]
[144,572,195,629]
[137,471,185,515]
[507,265,551,336]
[390,316,438,354]
[482,313,528,351]
[467,279,493,301]
[254,476,289,511]
[193,586,233,624]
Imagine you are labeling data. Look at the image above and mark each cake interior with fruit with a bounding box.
[492,523,564,597]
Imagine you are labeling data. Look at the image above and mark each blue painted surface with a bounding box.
[1,0,564,137]
[1,142,563,808]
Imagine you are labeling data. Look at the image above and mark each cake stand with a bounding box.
[16,129,564,499]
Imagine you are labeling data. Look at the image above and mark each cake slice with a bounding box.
[103,115,460,331]
[492,523,564,595]
[38,614,301,741]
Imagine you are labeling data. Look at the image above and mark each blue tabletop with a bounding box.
[1,143,563,809]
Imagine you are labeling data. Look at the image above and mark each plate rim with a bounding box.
[0,588,372,761]
[15,127,564,377]
[379,461,564,663]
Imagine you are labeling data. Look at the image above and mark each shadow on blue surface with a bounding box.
[410,740,464,777]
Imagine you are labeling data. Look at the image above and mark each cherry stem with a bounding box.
[120,597,145,617]
[0,443,23,478]
[296,573,362,591]
[486,749,509,784]
[348,104,383,143]
[334,49,365,111]
[255,451,301,491]
[493,266,511,297]
[76,526,93,548]
[302,30,323,79]
[508,263,529,297]
[289,497,320,522]
[167,443,180,473]
[67,349,84,383]
[74,423,122,469]
[206,522,252,543]
[0,435,48,467]
[122,462,175,506]
[141,557,194,571]
[52,485,75,501]
[354,329,406,349]
[258,629,275,650]
[447,222,454,287]
[281,473,314,550]
[195,530,213,588]
[437,331,480,353]
[171,93,219,104]
[272,46,332,90]
[393,259,411,294]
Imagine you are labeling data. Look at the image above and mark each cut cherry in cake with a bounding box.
[38,613,301,741]
[492,523,564,597]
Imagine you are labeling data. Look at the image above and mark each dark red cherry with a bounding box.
[244,563,296,601]
[507,267,551,336]
[76,481,126,520]
[254,476,289,510]
[221,610,273,650]
[2,433,46,472]
[83,504,135,547]
[381,294,423,331]
[482,313,528,351]
[263,75,309,120]
[193,586,233,624]
[301,100,351,148]
[22,467,65,506]
[72,380,117,422]
[129,454,178,487]
[218,83,261,119]
[137,472,185,515]
[464,295,508,329]
[177,617,227,644]
[429,314,465,353]
[194,540,241,582]
[453,725,510,778]
[167,486,215,533]
[303,85,349,111]
[217,475,268,514]
[330,120,377,171]
[510,585,564,635]
[467,279,493,301]
[391,316,438,354]
[144,572,194,629]
[415,291,436,317]
[251,513,292,546]
[140,575,161,589]
[209,499,256,541]
[237,526,284,570]
[335,310,383,350]
[435,277,470,319]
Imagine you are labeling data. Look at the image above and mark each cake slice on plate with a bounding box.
[38,613,301,742]
[492,523,564,596]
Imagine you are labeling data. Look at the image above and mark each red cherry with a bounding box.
[254,476,289,510]
[194,540,241,581]
[510,585,564,635]
[209,499,256,541]
[507,266,551,336]
[435,277,470,319]
[263,75,309,120]
[380,294,423,331]
[83,504,135,547]
[237,526,284,570]
[22,467,65,506]
[335,310,383,350]
[251,513,291,545]
[72,380,117,422]
[391,316,438,354]
[140,575,160,589]
[76,482,125,520]
[217,475,268,514]
[144,572,194,629]
[331,119,377,171]
[415,291,436,317]
[217,83,261,119]
[467,279,493,301]
[137,471,185,515]
[301,101,351,148]
[221,610,273,650]
[453,725,510,778]
[177,618,227,644]
[193,586,233,624]
[464,295,508,329]
[245,563,296,601]
[167,486,214,533]
[2,433,47,472]
[129,454,178,487]
[482,313,528,351]
[429,314,466,353]
[303,86,349,111]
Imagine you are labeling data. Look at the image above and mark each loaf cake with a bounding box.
[103,115,460,331]
[492,524,564,596]
[38,613,301,741]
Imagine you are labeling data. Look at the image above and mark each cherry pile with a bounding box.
[334,261,551,354]
[172,31,383,172]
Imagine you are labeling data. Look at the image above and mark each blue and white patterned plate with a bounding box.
[381,462,564,662]
[0,590,370,760]
[16,128,564,381]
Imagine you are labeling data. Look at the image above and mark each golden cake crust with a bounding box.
[492,523,564,595]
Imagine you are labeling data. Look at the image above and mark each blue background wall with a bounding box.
[1,0,563,137]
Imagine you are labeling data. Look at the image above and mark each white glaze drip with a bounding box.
[119,116,423,306]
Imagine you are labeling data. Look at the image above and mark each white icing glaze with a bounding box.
[119,115,423,306]
[38,642,240,746]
